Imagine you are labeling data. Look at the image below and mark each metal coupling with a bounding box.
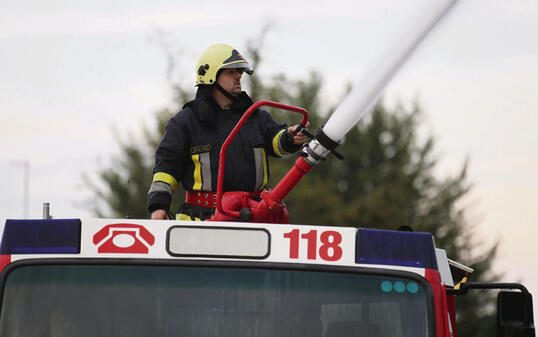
[301,139,331,166]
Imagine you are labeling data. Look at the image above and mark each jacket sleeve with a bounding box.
[258,109,302,157]
[147,114,189,213]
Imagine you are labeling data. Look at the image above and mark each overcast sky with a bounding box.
[1,0,537,320]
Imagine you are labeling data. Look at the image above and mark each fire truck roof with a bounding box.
[0,218,444,278]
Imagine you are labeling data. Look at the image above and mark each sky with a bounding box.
[1,0,537,322]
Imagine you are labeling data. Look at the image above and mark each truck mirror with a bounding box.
[497,291,535,337]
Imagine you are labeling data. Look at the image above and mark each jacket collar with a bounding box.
[186,87,253,125]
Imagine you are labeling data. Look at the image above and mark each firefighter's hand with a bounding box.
[151,209,169,220]
[287,122,309,144]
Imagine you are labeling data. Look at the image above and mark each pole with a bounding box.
[43,202,50,219]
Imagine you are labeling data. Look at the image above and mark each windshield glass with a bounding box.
[0,264,431,337]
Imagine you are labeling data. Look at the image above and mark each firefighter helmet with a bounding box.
[195,44,253,86]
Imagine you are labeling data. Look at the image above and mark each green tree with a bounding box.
[84,40,498,337]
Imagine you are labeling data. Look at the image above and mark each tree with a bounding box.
[84,38,499,337]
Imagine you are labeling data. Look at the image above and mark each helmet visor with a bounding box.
[221,61,254,75]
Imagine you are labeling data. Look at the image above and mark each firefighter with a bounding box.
[148,43,307,220]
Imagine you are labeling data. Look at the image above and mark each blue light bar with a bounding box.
[355,228,438,270]
[0,219,81,254]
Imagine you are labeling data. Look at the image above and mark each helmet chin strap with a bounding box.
[214,82,239,102]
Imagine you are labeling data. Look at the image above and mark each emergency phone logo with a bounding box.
[93,223,155,254]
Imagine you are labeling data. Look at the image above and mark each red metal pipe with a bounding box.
[216,100,308,219]
[260,157,313,205]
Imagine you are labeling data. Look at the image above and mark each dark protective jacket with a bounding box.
[147,87,301,217]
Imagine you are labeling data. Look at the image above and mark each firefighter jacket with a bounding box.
[147,87,301,215]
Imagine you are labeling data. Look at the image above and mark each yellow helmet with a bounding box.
[196,44,253,86]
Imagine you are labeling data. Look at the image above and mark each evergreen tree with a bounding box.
[84,41,499,337]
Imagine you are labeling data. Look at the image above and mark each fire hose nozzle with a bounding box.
[301,126,344,166]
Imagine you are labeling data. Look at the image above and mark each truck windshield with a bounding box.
[0,264,431,337]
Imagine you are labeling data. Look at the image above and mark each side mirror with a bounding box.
[497,291,535,337]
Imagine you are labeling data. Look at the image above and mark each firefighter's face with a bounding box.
[217,68,244,97]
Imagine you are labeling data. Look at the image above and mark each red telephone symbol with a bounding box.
[93,223,155,254]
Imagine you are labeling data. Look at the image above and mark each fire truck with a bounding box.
[0,217,534,337]
[0,1,534,336]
